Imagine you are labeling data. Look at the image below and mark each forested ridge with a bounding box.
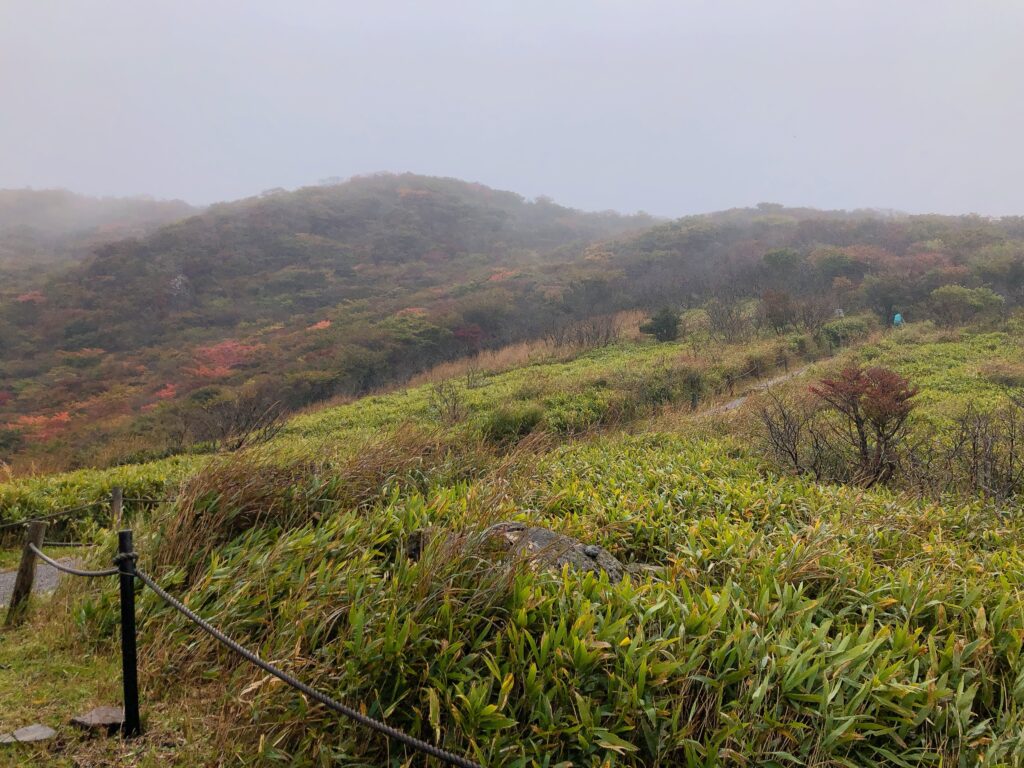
[1,175,1021,472]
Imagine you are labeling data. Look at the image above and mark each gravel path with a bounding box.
[0,559,77,607]
[706,365,811,415]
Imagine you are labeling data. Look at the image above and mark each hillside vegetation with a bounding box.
[2,179,1024,764]
[0,175,653,472]
[4,178,1024,475]
[1,317,1023,766]
[0,188,195,290]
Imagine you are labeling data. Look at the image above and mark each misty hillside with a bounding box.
[0,188,195,237]
[31,174,654,351]
[2,176,1023,473]
[0,188,197,295]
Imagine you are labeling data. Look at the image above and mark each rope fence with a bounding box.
[26,542,120,578]
[42,541,98,548]
[0,501,104,533]
[0,489,173,537]
[5,523,485,768]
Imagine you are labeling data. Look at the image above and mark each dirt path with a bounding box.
[705,365,811,415]
[0,560,77,607]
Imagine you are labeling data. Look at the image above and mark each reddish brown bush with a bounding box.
[811,365,918,487]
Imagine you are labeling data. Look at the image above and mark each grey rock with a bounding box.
[408,522,625,582]
[70,706,124,734]
[0,724,57,743]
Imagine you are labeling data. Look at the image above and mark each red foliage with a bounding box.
[812,366,918,425]
[811,365,919,486]
[186,364,233,380]
[454,324,485,350]
[190,339,261,377]
[0,391,11,407]
[11,411,72,442]
[154,383,177,400]
[15,291,45,304]
[307,319,332,331]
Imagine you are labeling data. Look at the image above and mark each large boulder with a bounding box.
[407,521,625,582]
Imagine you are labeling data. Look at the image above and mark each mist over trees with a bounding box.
[1,174,1022,470]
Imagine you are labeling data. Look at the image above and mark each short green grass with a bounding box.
[0,593,237,767]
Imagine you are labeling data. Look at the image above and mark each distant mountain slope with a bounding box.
[36,174,653,351]
[2,176,1022,473]
[0,174,654,469]
[0,188,195,238]
[0,188,197,295]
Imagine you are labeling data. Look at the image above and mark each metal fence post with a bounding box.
[117,529,142,736]
[5,520,46,626]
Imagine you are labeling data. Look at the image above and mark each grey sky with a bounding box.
[3,1,1023,216]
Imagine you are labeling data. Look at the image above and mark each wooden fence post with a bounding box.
[5,520,46,626]
[111,487,123,529]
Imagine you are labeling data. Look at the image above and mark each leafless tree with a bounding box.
[186,387,285,452]
[430,380,467,424]
[705,298,753,343]
[545,314,621,348]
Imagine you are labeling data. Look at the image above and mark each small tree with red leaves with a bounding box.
[811,365,918,487]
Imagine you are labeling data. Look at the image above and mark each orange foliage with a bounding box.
[193,339,261,369]
[11,411,72,442]
[155,383,177,399]
[15,291,45,304]
[186,364,233,380]
[307,319,332,331]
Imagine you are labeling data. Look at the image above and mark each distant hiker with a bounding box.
[893,312,904,328]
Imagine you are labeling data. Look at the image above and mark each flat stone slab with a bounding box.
[0,723,57,743]
[71,706,124,734]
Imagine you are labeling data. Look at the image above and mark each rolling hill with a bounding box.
[0,188,196,291]
[2,175,1023,473]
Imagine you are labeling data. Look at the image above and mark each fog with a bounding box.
[3,1,1023,216]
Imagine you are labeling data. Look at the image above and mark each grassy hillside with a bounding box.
[1,319,1022,766]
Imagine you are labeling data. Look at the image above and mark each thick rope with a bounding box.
[27,543,120,577]
[133,566,484,768]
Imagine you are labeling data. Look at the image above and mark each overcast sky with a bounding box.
[2,1,1023,216]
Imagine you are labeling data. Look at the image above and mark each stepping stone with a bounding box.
[0,723,57,743]
[71,706,124,735]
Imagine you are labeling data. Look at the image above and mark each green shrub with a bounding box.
[542,390,611,434]
[821,315,873,348]
[639,307,680,342]
[479,401,544,442]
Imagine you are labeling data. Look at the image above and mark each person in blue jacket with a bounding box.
[893,312,904,328]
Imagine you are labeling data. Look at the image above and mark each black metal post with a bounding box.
[117,529,142,736]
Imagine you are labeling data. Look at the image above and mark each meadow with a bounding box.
[1,318,1023,767]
